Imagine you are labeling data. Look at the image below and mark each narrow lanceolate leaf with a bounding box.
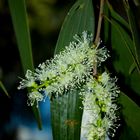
[104,4,140,139]
[51,0,95,139]
[106,1,130,30]
[105,17,137,76]
[0,81,10,98]
[133,0,140,6]
[104,17,132,68]
[123,1,140,73]
[104,16,139,73]
[105,1,139,68]
[129,62,136,75]
[8,0,42,129]
[119,92,140,140]
[8,0,33,73]
[104,5,140,97]
[55,0,95,54]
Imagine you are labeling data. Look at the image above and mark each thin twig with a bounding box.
[94,0,105,45]
[93,0,105,76]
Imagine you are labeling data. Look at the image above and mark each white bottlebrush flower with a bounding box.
[18,31,109,106]
[18,70,37,90]
[27,91,44,107]
[81,72,120,140]
[17,30,120,139]
[98,71,109,85]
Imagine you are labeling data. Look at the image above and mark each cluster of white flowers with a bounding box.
[18,31,108,106]
[18,31,120,139]
[81,72,120,140]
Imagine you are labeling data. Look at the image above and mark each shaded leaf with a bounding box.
[104,5,140,97]
[129,62,136,75]
[0,81,10,98]
[133,0,140,6]
[106,1,130,30]
[119,92,140,139]
[123,1,140,73]
[104,3,140,139]
[104,1,138,69]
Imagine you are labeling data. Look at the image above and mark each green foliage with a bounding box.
[8,0,42,129]
[119,92,140,139]
[51,0,95,139]
[0,81,10,98]
[5,0,140,139]
[104,0,140,97]
[104,1,140,139]
[55,0,95,54]
[124,1,140,72]
[8,0,33,73]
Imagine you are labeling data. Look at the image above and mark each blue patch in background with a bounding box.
[2,93,53,140]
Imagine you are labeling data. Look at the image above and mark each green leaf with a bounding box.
[51,0,95,139]
[104,5,140,97]
[104,4,140,139]
[124,1,140,73]
[133,0,140,6]
[103,2,110,43]
[8,0,42,129]
[129,62,136,75]
[8,0,33,73]
[51,90,83,140]
[55,0,95,54]
[105,17,136,76]
[0,81,10,98]
[119,92,140,139]
[106,1,130,30]
[104,2,136,64]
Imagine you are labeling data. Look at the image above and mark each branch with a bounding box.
[94,0,105,45]
[93,0,105,76]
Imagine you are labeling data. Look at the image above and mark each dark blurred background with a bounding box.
[0,0,75,139]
